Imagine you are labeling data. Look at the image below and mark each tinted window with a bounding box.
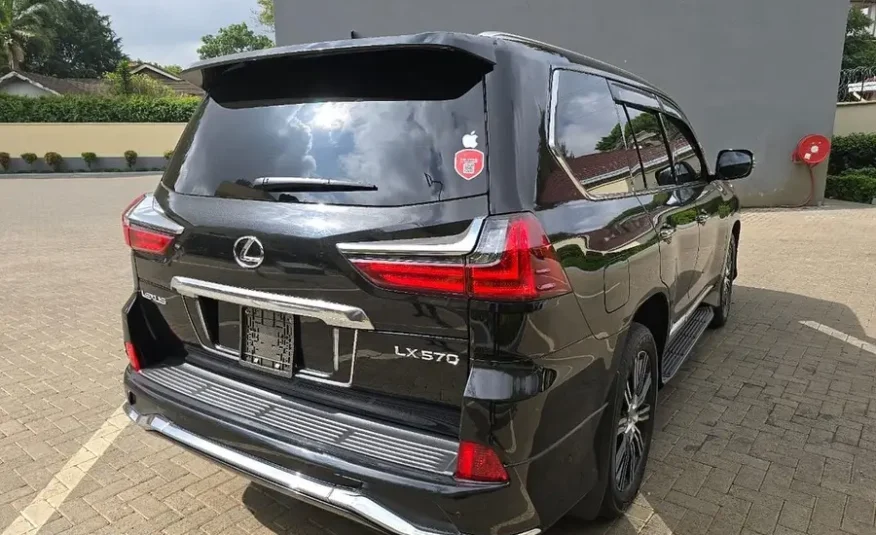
[662,115,705,184]
[162,84,488,206]
[623,105,674,188]
[552,71,638,197]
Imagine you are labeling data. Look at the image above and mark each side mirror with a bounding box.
[715,150,754,180]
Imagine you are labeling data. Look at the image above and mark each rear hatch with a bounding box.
[132,47,494,422]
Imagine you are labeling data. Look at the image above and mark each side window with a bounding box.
[623,105,674,188]
[552,71,637,197]
[662,115,705,184]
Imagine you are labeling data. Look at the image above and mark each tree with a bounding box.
[0,0,53,70]
[843,8,876,70]
[197,22,273,60]
[595,112,660,152]
[255,0,273,29]
[23,0,124,78]
[104,59,173,97]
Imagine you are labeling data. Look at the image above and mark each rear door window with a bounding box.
[163,52,489,207]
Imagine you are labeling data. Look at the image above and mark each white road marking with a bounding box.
[2,406,130,535]
[799,321,876,355]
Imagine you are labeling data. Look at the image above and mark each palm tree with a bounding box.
[0,0,53,71]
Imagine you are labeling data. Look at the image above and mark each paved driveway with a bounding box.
[2,177,876,535]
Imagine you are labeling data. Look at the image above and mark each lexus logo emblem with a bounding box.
[233,236,265,269]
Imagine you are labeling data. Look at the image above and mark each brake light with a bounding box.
[122,194,176,254]
[455,441,508,482]
[125,341,141,372]
[345,213,571,301]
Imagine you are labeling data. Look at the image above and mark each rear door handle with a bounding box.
[658,226,675,242]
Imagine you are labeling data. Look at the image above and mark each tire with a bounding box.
[597,323,659,519]
[710,234,736,328]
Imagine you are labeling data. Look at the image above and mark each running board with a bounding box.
[661,306,714,382]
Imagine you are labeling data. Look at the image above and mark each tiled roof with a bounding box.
[2,70,204,97]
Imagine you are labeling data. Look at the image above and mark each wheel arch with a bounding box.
[731,220,741,279]
[629,291,670,365]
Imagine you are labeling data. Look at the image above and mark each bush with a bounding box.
[0,152,9,171]
[825,169,876,203]
[124,150,138,169]
[21,153,37,166]
[81,152,98,170]
[164,149,174,160]
[829,133,876,175]
[44,152,63,172]
[0,94,200,123]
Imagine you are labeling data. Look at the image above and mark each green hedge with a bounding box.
[829,133,876,175]
[825,168,876,203]
[0,94,201,123]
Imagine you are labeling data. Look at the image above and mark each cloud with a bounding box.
[85,0,272,65]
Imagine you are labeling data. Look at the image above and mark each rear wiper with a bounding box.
[251,177,378,192]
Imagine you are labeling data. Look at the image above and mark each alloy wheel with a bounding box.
[614,350,652,493]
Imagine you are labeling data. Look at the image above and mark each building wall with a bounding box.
[0,123,184,172]
[274,0,849,207]
[0,80,54,97]
[835,102,876,135]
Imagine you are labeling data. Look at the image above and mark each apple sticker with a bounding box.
[454,131,485,180]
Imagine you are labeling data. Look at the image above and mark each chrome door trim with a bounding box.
[126,405,508,535]
[668,284,715,341]
[171,277,374,331]
[336,218,484,257]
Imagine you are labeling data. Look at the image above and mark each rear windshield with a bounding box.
[163,52,489,206]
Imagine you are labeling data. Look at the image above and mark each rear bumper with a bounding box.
[124,366,544,535]
[126,405,527,535]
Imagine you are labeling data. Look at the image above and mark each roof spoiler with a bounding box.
[181,32,497,89]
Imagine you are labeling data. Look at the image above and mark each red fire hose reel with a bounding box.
[791,134,831,206]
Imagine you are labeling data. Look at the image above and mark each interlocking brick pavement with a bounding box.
[2,177,876,534]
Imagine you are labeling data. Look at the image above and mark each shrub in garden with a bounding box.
[829,133,876,175]
[0,94,200,123]
[81,152,98,170]
[825,169,876,203]
[21,153,37,168]
[124,150,138,169]
[0,152,9,171]
[44,152,63,172]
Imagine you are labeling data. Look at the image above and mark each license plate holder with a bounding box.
[240,307,295,378]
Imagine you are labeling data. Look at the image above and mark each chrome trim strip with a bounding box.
[171,277,374,331]
[126,405,515,535]
[336,218,484,257]
[669,284,715,341]
[127,193,184,235]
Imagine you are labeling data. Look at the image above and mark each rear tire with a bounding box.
[710,234,736,328]
[597,323,658,519]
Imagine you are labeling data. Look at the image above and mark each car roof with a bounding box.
[183,31,668,95]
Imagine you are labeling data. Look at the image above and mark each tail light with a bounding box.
[125,341,142,372]
[122,193,181,255]
[345,213,571,301]
[455,441,508,482]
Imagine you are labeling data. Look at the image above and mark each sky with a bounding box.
[85,0,272,67]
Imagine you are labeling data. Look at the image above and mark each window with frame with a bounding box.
[623,105,675,189]
[550,71,640,198]
[662,114,705,185]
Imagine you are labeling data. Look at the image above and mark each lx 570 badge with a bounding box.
[394,346,460,366]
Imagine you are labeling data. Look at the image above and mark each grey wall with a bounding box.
[275,0,849,207]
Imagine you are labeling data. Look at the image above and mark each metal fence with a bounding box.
[839,66,876,102]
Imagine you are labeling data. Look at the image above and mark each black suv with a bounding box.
[121,32,753,535]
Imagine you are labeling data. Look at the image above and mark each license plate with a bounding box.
[240,307,295,377]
